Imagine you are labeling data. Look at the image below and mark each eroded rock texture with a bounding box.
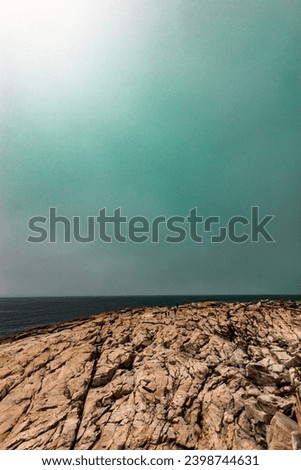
[0,300,300,450]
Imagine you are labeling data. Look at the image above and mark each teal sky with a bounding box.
[0,0,300,296]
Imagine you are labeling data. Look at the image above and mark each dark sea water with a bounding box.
[0,295,299,338]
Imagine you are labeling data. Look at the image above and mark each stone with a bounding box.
[291,431,301,450]
[267,412,300,450]
[0,300,300,450]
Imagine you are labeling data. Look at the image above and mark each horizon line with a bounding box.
[0,294,300,299]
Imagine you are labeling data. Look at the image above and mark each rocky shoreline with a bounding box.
[0,300,301,450]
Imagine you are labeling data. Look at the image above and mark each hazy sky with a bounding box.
[0,0,300,296]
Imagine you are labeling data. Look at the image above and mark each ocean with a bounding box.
[0,295,299,338]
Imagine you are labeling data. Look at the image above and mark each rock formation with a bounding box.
[0,300,300,450]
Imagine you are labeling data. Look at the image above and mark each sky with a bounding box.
[0,0,300,296]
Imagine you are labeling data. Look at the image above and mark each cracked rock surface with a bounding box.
[0,300,301,450]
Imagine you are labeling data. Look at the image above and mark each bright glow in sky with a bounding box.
[0,1,96,76]
[2,1,87,50]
